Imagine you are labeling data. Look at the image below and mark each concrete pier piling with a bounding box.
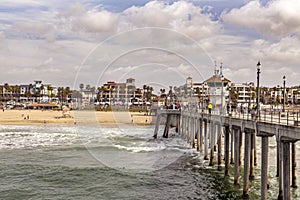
[243,131,251,199]
[176,115,180,133]
[192,117,196,147]
[199,119,203,152]
[249,133,255,180]
[292,142,297,188]
[261,136,269,200]
[189,116,193,146]
[204,120,208,160]
[217,124,222,171]
[153,113,161,139]
[278,141,283,200]
[239,131,243,167]
[187,116,191,142]
[162,114,171,138]
[254,135,257,166]
[277,140,280,177]
[233,127,240,186]
[224,125,230,176]
[196,118,200,151]
[209,122,215,166]
[230,126,234,164]
[191,117,195,146]
[283,141,290,200]
[184,116,187,139]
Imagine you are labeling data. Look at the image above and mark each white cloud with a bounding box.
[221,0,300,38]
[55,1,220,40]
[1,0,300,88]
[60,4,119,33]
[0,0,42,8]
[0,38,96,86]
[251,36,300,63]
[12,21,54,39]
[0,31,5,41]
[123,1,220,40]
[199,33,300,87]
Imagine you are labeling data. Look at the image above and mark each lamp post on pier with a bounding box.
[283,75,286,112]
[221,75,224,115]
[256,61,261,120]
[202,82,204,113]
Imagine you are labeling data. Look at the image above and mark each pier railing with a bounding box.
[188,108,300,126]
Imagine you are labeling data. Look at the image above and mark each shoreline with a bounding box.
[0,110,153,126]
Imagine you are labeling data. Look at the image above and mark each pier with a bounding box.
[153,108,300,200]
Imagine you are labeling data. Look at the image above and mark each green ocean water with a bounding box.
[0,125,299,199]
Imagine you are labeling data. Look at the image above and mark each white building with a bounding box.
[230,82,255,105]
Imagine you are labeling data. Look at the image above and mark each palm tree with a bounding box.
[57,87,64,105]
[160,88,166,98]
[143,85,147,103]
[65,87,71,103]
[12,85,20,101]
[293,89,299,105]
[143,85,147,92]
[39,84,45,102]
[90,87,96,103]
[229,88,238,106]
[261,87,269,104]
[146,86,153,102]
[3,83,11,101]
[0,86,3,101]
[26,84,33,102]
[34,87,41,103]
[4,83,10,92]
[97,86,104,102]
[250,91,256,106]
[47,85,53,103]
[275,95,281,106]
[79,83,84,91]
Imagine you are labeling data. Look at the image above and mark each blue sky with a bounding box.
[0,0,299,90]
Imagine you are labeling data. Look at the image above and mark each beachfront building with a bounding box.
[230,82,255,105]
[269,86,284,105]
[19,84,31,102]
[81,89,97,106]
[178,77,209,102]
[97,78,142,105]
[289,87,300,104]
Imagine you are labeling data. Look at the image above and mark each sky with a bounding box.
[0,0,300,91]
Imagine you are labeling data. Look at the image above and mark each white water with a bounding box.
[0,124,194,172]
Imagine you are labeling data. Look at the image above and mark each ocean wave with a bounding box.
[0,125,79,150]
[113,144,165,153]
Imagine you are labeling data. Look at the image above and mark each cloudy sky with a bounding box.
[0,0,299,91]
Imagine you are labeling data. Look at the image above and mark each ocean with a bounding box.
[0,124,299,199]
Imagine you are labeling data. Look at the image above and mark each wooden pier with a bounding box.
[153,108,300,200]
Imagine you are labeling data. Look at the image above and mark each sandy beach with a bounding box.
[0,110,153,125]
